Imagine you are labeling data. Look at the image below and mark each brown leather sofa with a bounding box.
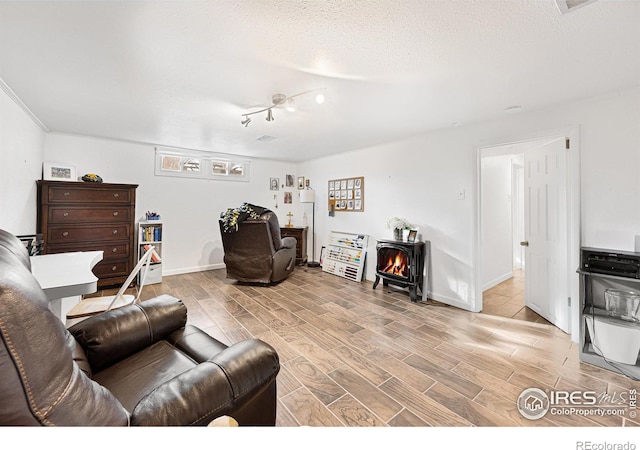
[219,210,296,284]
[0,229,280,426]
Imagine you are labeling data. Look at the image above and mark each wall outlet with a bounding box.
[457,189,466,200]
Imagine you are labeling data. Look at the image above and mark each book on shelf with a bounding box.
[142,225,162,242]
[143,244,162,263]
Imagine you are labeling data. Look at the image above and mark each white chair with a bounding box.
[65,245,156,327]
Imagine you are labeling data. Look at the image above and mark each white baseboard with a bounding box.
[428,292,481,313]
[482,272,513,292]
[163,263,225,276]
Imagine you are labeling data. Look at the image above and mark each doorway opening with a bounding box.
[478,134,578,337]
[480,144,543,323]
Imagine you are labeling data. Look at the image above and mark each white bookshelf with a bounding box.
[138,221,163,285]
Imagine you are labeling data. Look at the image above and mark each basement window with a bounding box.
[155,148,250,182]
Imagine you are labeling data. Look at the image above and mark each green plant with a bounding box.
[220,202,261,233]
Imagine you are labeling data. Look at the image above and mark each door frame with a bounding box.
[473,126,581,343]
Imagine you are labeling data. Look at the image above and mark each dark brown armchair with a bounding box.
[0,229,279,426]
[219,209,296,284]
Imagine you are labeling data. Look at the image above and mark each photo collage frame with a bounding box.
[328,176,364,212]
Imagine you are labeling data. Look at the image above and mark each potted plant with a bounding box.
[386,217,412,240]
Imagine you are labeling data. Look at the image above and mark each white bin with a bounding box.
[585,315,640,365]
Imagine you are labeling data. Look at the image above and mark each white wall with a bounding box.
[300,86,640,312]
[299,130,476,310]
[43,134,301,274]
[2,83,639,315]
[0,85,45,234]
[480,154,513,290]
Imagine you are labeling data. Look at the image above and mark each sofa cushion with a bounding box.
[93,340,197,412]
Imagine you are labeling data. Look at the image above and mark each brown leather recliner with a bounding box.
[0,229,280,426]
[219,210,296,284]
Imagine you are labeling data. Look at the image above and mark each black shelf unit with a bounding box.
[578,247,640,379]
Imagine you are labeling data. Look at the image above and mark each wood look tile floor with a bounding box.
[89,267,640,427]
[481,269,552,324]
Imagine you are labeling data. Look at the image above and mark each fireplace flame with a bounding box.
[383,253,408,276]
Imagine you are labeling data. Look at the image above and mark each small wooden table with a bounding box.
[280,226,308,265]
[31,251,103,321]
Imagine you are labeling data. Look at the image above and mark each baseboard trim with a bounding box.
[482,272,513,292]
[163,263,225,276]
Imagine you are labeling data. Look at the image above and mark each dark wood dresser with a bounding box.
[36,180,138,288]
[280,226,308,265]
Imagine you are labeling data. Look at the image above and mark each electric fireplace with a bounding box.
[373,239,425,302]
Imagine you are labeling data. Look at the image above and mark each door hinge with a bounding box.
[565,138,570,150]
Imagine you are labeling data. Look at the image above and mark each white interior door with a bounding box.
[523,138,570,333]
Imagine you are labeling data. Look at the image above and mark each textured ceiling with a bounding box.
[0,0,639,162]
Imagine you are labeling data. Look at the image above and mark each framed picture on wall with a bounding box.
[297,176,305,189]
[327,176,365,212]
[286,174,295,187]
[43,162,77,181]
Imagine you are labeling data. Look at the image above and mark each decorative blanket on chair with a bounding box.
[220,203,271,233]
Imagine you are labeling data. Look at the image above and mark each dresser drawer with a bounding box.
[48,206,131,224]
[47,242,130,259]
[47,186,133,204]
[48,225,130,244]
[93,259,131,279]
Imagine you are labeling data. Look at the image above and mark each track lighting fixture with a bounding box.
[240,89,325,127]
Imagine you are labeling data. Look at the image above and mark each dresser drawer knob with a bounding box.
[113,211,119,216]
[113,193,119,198]
[62,231,69,237]
[63,212,69,217]
[63,192,70,196]
[112,247,118,253]
[112,229,118,235]
[112,266,117,271]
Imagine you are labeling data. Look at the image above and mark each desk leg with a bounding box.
[48,296,82,323]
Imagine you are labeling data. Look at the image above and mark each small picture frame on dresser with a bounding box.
[43,162,77,181]
[407,229,418,242]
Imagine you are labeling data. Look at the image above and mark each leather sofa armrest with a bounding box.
[69,295,187,373]
[281,236,296,249]
[130,339,279,426]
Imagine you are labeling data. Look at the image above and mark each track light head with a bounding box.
[240,89,325,126]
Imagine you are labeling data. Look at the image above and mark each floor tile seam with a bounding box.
[325,365,405,417]
[277,387,338,427]
[324,391,390,427]
[379,377,471,427]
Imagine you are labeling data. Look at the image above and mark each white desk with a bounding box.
[30,251,103,321]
